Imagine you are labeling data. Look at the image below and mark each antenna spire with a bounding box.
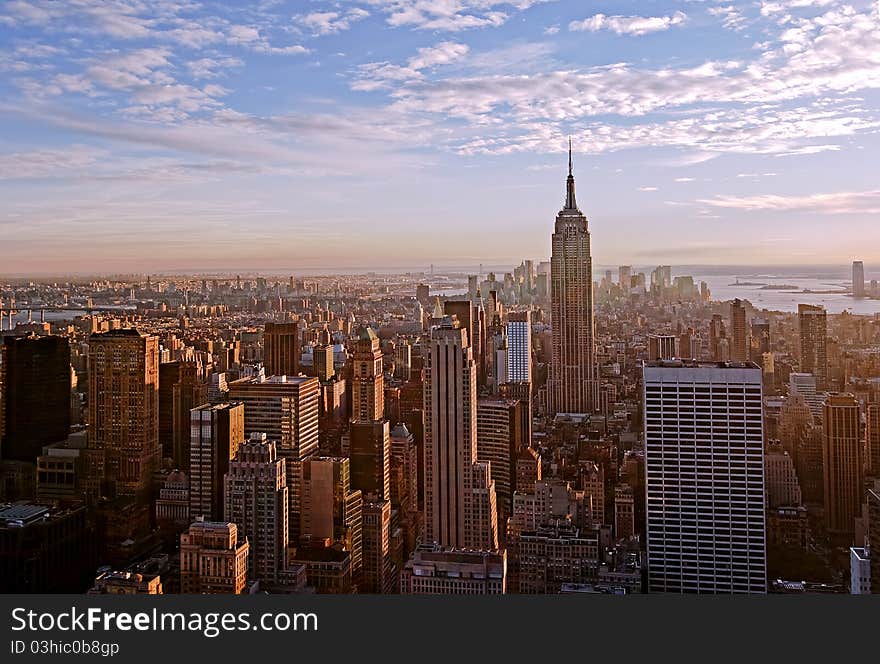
[568,137,572,176]
[564,138,578,210]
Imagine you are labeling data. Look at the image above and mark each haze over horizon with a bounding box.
[2,0,880,273]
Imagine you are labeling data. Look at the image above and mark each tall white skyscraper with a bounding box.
[505,311,532,384]
[547,142,599,415]
[643,361,767,593]
[424,318,498,551]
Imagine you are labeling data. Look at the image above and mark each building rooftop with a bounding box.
[643,359,760,370]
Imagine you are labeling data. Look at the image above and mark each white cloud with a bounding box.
[570,11,687,36]
[408,41,470,69]
[362,0,552,32]
[701,189,880,214]
[638,186,659,191]
[187,57,244,80]
[295,9,369,36]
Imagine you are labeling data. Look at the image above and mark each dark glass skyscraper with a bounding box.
[1,335,71,462]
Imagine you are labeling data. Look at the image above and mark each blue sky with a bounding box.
[1,0,879,274]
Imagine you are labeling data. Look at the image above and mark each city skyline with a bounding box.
[2,0,880,273]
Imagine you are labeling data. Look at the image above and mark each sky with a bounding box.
[1,0,880,275]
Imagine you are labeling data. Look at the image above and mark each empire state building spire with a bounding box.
[565,138,578,211]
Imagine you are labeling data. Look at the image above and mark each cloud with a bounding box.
[408,41,470,69]
[187,56,244,80]
[708,5,748,32]
[362,0,552,32]
[295,9,369,35]
[569,11,687,36]
[700,190,880,214]
[638,186,659,191]
[0,145,106,179]
[352,41,470,90]
[674,177,695,182]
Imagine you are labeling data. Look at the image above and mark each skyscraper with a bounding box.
[424,318,498,550]
[798,304,828,389]
[158,361,206,470]
[228,375,320,541]
[647,334,678,362]
[730,299,749,363]
[444,300,484,387]
[477,398,527,530]
[299,456,363,579]
[190,402,245,521]
[350,327,384,422]
[263,321,299,377]
[823,394,862,540]
[853,261,866,298]
[866,402,880,478]
[1,335,70,462]
[643,361,766,593]
[505,311,532,384]
[547,143,598,415]
[88,329,159,501]
[349,420,390,502]
[223,433,288,586]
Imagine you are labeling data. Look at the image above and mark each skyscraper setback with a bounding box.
[547,144,598,415]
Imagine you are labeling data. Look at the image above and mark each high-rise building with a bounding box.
[643,361,766,593]
[477,398,527,530]
[1,335,70,462]
[547,145,598,415]
[798,304,828,389]
[349,420,390,502]
[159,361,203,462]
[853,261,866,298]
[614,485,635,540]
[299,456,363,578]
[424,319,498,550]
[864,486,880,593]
[866,403,880,478]
[180,521,249,594]
[314,342,335,382]
[709,314,727,362]
[361,499,394,593]
[228,375,320,542]
[618,265,632,291]
[647,334,678,362]
[263,321,299,377]
[351,327,384,421]
[730,299,749,363]
[223,433,288,587]
[823,394,863,540]
[508,520,600,594]
[394,341,412,381]
[750,318,771,363]
[765,446,802,508]
[505,311,532,384]
[88,329,159,501]
[444,300,484,387]
[189,403,244,521]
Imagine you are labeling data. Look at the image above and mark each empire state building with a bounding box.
[547,143,599,415]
